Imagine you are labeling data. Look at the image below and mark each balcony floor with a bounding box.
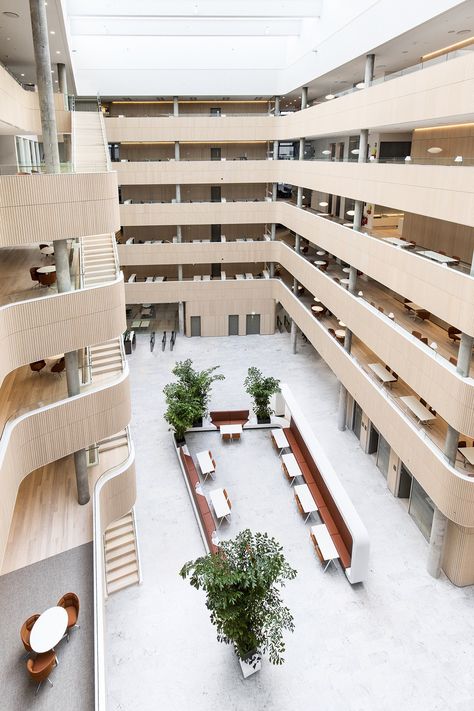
[106,331,474,711]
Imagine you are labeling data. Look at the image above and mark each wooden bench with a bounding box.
[180,448,218,553]
[210,410,249,429]
[283,426,352,570]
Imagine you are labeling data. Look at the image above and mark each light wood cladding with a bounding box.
[0,65,70,135]
[117,159,474,227]
[0,172,120,246]
[411,124,474,163]
[0,370,131,569]
[0,275,126,387]
[105,53,474,144]
[443,521,474,586]
[403,212,474,263]
[120,200,274,226]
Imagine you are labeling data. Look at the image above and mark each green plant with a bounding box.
[172,359,225,419]
[180,529,296,665]
[244,367,280,421]
[163,381,201,442]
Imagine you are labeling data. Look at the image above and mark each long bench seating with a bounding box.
[179,448,218,553]
[283,426,351,570]
[210,410,249,429]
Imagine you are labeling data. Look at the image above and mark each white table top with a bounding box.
[210,488,231,518]
[193,275,202,281]
[382,237,414,248]
[235,274,245,280]
[400,396,435,423]
[40,246,54,255]
[405,302,424,312]
[368,363,396,383]
[313,260,327,266]
[417,250,457,264]
[220,424,243,435]
[154,276,165,282]
[312,305,324,313]
[342,267,350,273]
[340,278,350,285]
[245,273,254,279]
[30,606,68,653]
[335,329,346,338]
[316,250,326,256]
[294,484,318,513]
[282,453,303,481]
[311,523,339,561]
[271,428,289,449]
[458,447,474,465]
[37,265,56,274]
[196,450,214,475]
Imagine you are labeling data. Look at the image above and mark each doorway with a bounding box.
[211,186,221,202]
[228,315,239,335]
[367,424,379,455]
[376,435,390,478]
[246,314,260,335]
[211,147,221,161]
[398,463,412,499]
[190,316,201,337]
[352,402,362,440]
[210,107,221,116]
[211,224,221,242]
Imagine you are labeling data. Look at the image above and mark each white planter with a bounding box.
[238,652,262,678]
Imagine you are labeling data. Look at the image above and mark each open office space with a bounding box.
[0,1,474,709]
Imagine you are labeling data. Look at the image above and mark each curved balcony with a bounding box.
[0,274,126,387]
[0,366,132,568]
[0,172,120,247]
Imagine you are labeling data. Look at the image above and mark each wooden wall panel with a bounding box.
[443,521,474,586]
[0,275,126,386]
[0,371,131,568]
[0,172,120,246]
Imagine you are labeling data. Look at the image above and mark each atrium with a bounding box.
[0,1,473,709]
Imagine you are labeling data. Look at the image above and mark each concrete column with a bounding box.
[173,96,179,116]
[359,127,368,164]
[301,86,308,110]
[427,507,448,578]
[444,425,459,466]
[295,234,300,253]
[290,319,297,354]
[174,141,180,161]
[457,334,473,377]
[364,54,375,87]
[29,0,60,174]
[298,137,305,161]
[337,385,348,431]
[30,0,89,504]
[297,186,303,208]
[57,62,68,109]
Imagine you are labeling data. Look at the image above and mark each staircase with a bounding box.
[103,509,141,595]
[73,110,109,172]
[73,108,141,596]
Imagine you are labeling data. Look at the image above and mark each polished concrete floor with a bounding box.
[106,332,474,711]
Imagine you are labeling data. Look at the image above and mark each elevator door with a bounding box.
[246,314,261,335]
[228,315,239,335]
[190,316,201,337]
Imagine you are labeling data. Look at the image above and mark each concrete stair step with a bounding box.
[104,527,134,546]
[92,362,122,376]
[106,570,140,595]
[106,551,137,573]
[105,541,136,564]
[106,561,138,584]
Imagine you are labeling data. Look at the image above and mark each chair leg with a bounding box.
[35,682,42,696]
[47,678,53,687]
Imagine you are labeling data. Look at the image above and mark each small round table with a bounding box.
[313,260,327,267]
[340,278,350,287]
[338,321,346,328]
[342,267,350,274]
[313,297,321,303]
[40,246,54,256]
[316,250,326,256]
[335,329,346,339]
[311,305,324,314]
[37,265,56,274]
[30,606,68,654]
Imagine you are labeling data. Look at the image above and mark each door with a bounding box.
[376,435,390,478]
[211,186,221,203]
[352,402,362,439]
[211,263,221,278]
[211,147,221,161]
[409,478,434,541]
[367,424,379,455]
[211,224,221,242]
[228,315,239,335]
[190,316,201,337]
[246,314,261,335]
[398,463,412,499]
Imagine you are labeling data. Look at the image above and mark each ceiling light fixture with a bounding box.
[321,149,331,155]
[50,30,55,35]
[346,209,355,216]
[351,148,360,155]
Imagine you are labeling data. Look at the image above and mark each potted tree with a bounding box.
[163,381,201,445]
[180,529,296,677]
[244,366,281,424]
[172,359,225,427]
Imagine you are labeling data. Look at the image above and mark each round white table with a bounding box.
[313,260,327,266]
[40,246,54,256]
[342,267,350,274]
[335,329,346,339]
[316,250,326,256]
[311,305,324,313]
[313,297,321,303]
[338,320,346,328]
[30,606,68,654]
[37,265,56,274]
[340,278,350,286]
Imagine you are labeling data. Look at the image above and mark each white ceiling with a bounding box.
[0,0,473,102]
